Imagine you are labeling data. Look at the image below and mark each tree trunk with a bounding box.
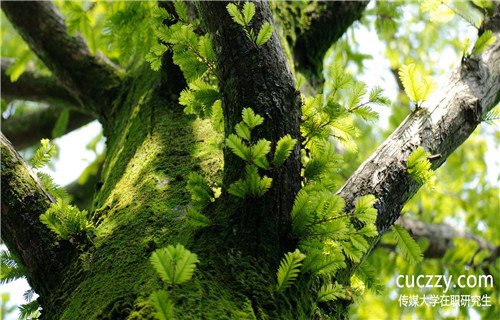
[1,1,499,319]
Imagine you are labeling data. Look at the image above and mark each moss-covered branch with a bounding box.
[1,133,76,299]
[1,1,121,120]
[1,58,80,108]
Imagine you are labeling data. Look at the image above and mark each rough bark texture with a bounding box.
[1,133,75,299]
[292,1,369,75]
[198,1,302,261]
[1,1,120,120]
[2,106,94,150]
[1,1,499,319]
[337,14,500,234]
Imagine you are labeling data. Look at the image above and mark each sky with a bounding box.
[1,2,499,319]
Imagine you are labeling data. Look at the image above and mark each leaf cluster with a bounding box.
[149,244,199,320]
[398,64,436,107]
[391,224,423,265]
[226,2,275,47]
[406,146,436,187]
[227,108,296,198]
[40,198,94,243]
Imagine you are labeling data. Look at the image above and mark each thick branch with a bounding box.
[198,0,302,261]
[1,1,121,119]
[338,6,500,238]
[2,106,94,150]
[1,58,80,108]
[1,133,75,298]
[293,1,369,76]
[396,217,498,260]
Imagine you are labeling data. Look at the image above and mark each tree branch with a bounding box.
[1,58,80,108]
[2,106,94,150]
[1,1,121,120]
[292,1,369,76]
[337,7,500,233]
[1,133,76,299]
[396,216,498,261]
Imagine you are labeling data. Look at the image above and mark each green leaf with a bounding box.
[149,290,174,320]
[317,282,346,302]
[392,225,423,264]
[186,172,214,208]
[368,86,391,106]
[356,261,384,294]
[273,135,297,167]
[226,134,250,161]
[241,108,264,128]
[150,244,199,285]
[347,82,367,111]
[226,3,244,26]
[350,234,369,252]
[358,224,378,237]
[483,104,500,125]
[352,106,378,121]
[251,139,271,162]
[174,1,188,21]
[342,242,363,263]
[462,37,471,57]
[52,109,70,139]
[186,207,212,228]
[6,50,34,82]
[276,249,306,293]
[242,2,255,24]
[302,247,346,276]
[354,195,378,224]
[31,139,56,169]
[0,250,25,285]
[198,34,215,62]
[407,146,435,185]
[235,122,251,141]
[398,64,421,102]
[18,300,40,320]
[228,179,248,198]
[473,30,497,55]
[429,3,455,23]
[256,22,274,46]
[472,0,494,9]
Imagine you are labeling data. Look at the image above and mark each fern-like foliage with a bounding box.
[317,282,349,302]
[0,250,26,284]
[18,300,41,320]
[274,135,297,167]
[398,64,436,107]
[276,249,306,294]
[228,165,272,198]
[473,30,498,55]
[40,198,94,242]
[355,260,384,294]
[150,244,199,286]
[149,290,175,320]
[185,207,212,228]
[482,104,500,125]
[31,139,56,169]
[392,224,423,264]
[226,2,274,47]
[37,172,69,201]
[186,172,214,209]
[407,146,436,186]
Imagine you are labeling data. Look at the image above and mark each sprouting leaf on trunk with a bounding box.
[398,64,436,104]
[149,290,175,320]
[185,207,212,228]
[226,3,244,26]
[317,282,348,302]
[226,134,251,161]
[31,139,56,169]
[242,2,255,25]
[174,1,188,21]
[273,135,297,167]
[473,30,497,55]
[150,244,199,286]
[407,146,436,186]
[242,107,264,128]
[276,249,306,293]
[256,22,274,46]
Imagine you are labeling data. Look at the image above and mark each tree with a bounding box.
[1,1,499,319]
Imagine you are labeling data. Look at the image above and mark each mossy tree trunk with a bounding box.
[1,1,500,319]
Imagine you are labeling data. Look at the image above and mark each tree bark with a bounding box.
[198,1,302,261]
[1,133,75,299]
[1,1,120,120]
[1,2,499,319]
